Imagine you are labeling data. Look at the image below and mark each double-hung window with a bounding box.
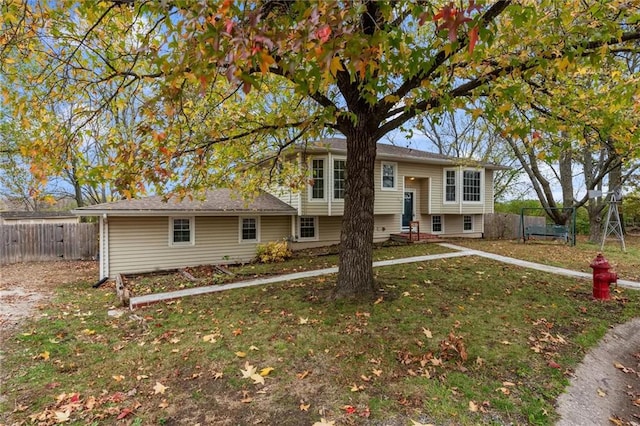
[311,159,325,200]
[381,162,397,190]
[445,169,456,202]
[463,215,473,231]
[431,215,443,233]
[333,159,346,199]
[299,216,317,240]
[240,217,259,242]
[463,170,481,202]
[170,217,194,246]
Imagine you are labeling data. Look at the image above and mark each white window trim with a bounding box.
[443,168,458,204]
[239,216,260,243]
[297,216,319,241]
[332,156,347,201]
[381,161,398,191]
[308,156,327,202]
[431,215,444,234]
[463,215,474,233]
[462,169,484,204]
[169,216,195,247]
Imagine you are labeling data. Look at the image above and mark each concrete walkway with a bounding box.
[439,243,640,289]
[129,244,640,309]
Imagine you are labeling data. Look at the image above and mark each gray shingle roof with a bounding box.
[74,189,296,216]
[299,138,509,170]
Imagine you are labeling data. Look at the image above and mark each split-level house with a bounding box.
[272,138,507,249]
[74,138,506,278]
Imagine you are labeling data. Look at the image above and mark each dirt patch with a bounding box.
[0,261,97,334]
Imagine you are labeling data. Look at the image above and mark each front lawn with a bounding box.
[1,240,638,425]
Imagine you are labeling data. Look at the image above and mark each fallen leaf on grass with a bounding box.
[597,388,607,397]
[342,405,357,414]
[609,416,624,425]
[410,421,434,426]
[235,351,247,358]
[112,375,125,382]
[36,351,50,361]
[158,399,169,409]
[153,382,167,395]
[240,362,257,379]
[202,334,217,343]
[298,317,309,324]
[259,367,274,377]
[548,360,561,369]
[312,419,335,426]
[372,368,382,377]
[297,370,310,379]
[350,383,365,392]
[468,400,478,412]
[54,410,71,423]
[422,328,433,338]
[496,387,510,395]
[299,401,310,411]
[374,297,384,304]
[116,408,133,420]
[250,373,265,385]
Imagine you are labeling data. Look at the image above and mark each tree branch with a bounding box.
[376,29,640,139]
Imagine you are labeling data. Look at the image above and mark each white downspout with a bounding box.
[100,214,110,279]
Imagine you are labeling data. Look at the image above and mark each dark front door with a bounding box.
[402,191,414,228]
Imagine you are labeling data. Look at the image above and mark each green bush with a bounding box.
[256,240,292,263]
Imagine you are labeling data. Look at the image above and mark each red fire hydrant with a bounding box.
[590,253,618,300]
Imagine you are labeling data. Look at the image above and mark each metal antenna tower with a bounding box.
[600,188,626,252]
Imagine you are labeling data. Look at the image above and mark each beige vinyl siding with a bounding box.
[374,214,401,238]
[418,214,483,238]
[266,186,299,210]
[107,215,291,276]
[261,216,292,241]
[484,169,494,213]
[330,199,345,216]
[375,160,402,214]
[290,214,398,250]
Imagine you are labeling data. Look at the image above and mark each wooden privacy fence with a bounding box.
[0,223,98,265]
[484,213,545,240]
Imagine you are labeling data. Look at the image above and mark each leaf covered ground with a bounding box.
[1,238,639,425]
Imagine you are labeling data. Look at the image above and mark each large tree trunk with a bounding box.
[334,130,377,299]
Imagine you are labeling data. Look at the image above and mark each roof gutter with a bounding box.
[72,209,297,217]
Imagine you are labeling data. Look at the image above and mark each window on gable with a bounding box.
[382,162,396,190]
[431,215,442,233]
[240,217,259,242]
[170,217,194,245]
[463,170,481,202]
[463,215,473,231]
[333,159,346,199]
[311,159,325,199]
[445,169,456,202]
[299,216,317,240]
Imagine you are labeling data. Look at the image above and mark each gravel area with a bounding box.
[0,260,97,333]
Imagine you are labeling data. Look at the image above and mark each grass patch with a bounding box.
[1,241,639,425]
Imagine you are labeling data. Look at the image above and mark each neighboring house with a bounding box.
[0,211,80,225]
[270,138,508,249]
[74,139,506,278]
[73,189,297,279]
